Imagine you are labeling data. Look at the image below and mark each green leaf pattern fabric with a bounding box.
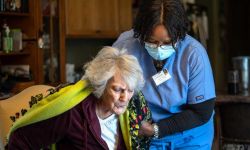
[128,92,152,149]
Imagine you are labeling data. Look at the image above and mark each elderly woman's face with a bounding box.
[101,72,134,116]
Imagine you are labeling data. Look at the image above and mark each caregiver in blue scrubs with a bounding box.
[113,0,216,149]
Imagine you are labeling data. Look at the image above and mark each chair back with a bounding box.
[0,85,53,148]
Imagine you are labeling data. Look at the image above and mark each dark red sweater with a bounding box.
[8,94,126,150]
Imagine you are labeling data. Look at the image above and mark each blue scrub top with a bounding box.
[113,30,216,122]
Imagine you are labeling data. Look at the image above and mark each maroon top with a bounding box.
[8,94,127,150]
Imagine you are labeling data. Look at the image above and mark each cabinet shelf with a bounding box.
[0,12,30,16]
[43,15,58,18]
[0,50,30,56]
[23,37,37,41]
[0,0,65,92]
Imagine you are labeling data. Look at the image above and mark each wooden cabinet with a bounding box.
[214,95,250,149]
[65,0,132,38]
[0,0,66,93]
[37,0,66,85]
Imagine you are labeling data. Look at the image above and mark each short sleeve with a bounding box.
[187,48,216,104]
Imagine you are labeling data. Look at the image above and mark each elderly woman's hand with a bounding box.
[138,121,154,137]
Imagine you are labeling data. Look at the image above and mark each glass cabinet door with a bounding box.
[38,0,65,85]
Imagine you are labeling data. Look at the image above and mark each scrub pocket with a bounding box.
[150,117,214,150]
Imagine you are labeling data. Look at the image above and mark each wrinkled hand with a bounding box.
[138,121,154,137]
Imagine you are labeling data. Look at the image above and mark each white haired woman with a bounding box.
[7,46,150,150]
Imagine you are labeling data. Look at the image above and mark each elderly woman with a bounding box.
[7,46,147,150]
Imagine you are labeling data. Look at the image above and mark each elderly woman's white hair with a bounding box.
[82,46,144,98]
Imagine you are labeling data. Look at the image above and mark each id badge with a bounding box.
[152,69,171,86]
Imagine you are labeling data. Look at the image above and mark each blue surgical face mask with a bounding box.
[145,43,176,60]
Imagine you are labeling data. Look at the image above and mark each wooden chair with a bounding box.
[0,85,53,149]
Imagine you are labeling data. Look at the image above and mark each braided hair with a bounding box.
[133,0,189,44]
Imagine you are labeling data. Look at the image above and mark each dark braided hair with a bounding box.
[133,0,189,44]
